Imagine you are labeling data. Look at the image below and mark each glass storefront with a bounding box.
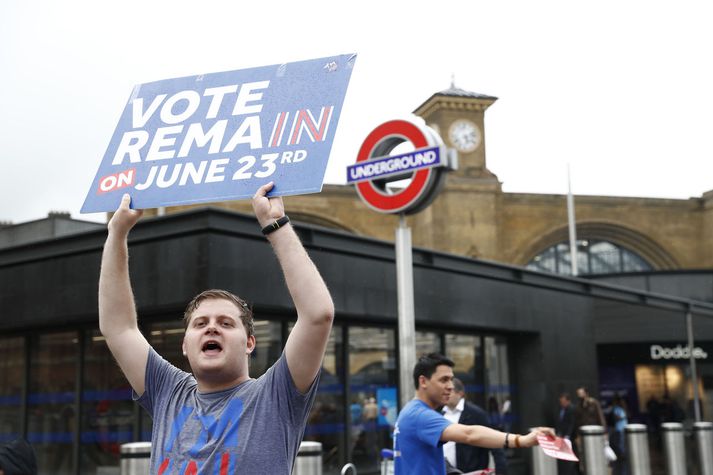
[446,333,483,405]
[484,336,511,431]
[80,332,133,475]
[442,334,513,431]
[251,319,283,377]
[599,342,712,425]
[348,326,396,474]
[0,336,24,444]
[0,321,509,475]
[28,332,78,475]
[415,330,440,356]
[303,324,345,473]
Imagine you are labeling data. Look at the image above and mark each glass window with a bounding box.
[348,327,396,474]
[528,245,557,274]
[527,239,653,276]
[0,337,25,443]
[622,248,650,272]
[556,243,572,276]
[301,324,345,474]
[250,319,282,377]
[577,241,591,275]
[446,334,483,406]
[589,241,620,274]
[415,331,440,357]
[144,321,189,440]
[484,336,511,432]
[28,332,78,475]
[149,321,190,372]
[81,331,135,474]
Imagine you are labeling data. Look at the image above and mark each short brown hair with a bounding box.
[183,289,254,338]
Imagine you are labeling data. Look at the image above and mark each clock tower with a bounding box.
[413,83,498,180]
[410,83,502,258]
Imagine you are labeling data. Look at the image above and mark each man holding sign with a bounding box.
[98,182,334,474]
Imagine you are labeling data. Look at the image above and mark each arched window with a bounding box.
[526,239,653,276]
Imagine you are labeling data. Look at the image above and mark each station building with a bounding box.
[2,87,713,475]
[154,83,713,445]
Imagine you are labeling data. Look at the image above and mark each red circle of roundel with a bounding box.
[355,120,435,213]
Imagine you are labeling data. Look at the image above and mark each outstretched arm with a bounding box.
[252,182,335,393]
[441,424,554,449]
[99,194,150,396]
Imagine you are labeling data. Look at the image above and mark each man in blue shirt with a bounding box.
[394,353,553,475]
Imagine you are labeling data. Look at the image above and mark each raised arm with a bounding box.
[252,182,335,393]
[99,194,150,395]
[441,424,554,449]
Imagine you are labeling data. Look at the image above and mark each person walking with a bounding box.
[609,395,629,475]
[574,387,607,430]
[574,386,607,474]
[555,392,578,475]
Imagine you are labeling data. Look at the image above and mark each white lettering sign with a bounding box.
[81,53,357,213]
[650,344,708,360]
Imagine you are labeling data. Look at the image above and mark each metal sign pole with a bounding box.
[351,118,451,409]
[686,308,702,422]
[396,213,416,408]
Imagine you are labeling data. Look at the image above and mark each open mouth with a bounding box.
[201,340,223,354]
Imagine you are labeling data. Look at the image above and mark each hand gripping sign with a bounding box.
[347,118,453,215]
[81,54,356,213]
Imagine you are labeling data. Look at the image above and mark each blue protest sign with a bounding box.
[81,54,356,213]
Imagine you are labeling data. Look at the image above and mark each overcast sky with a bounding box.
[2,0,712,224]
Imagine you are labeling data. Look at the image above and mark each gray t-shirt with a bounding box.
[135,348,319,474]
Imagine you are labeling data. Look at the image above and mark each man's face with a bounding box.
[576,388,587,400]
[559,395,570,408]
[447,388,463,409]
[421,365,454,408]
[182,298,255,385]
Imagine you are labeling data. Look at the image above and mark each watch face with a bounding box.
[448,119,481,153]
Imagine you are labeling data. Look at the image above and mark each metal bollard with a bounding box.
[694,422,713,475]
[293,441,323,475]
[625,424,651,475]
[661,422,686,475]
[530,427,556,475]
[120,442,151,475]
[580,425,607,475]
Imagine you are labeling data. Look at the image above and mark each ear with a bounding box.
[181,339,187,357]
[246,334,256,355]
[419,374,428,389]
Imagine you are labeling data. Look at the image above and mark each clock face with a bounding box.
[448,119,481,153]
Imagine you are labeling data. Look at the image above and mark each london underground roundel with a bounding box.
[350,119,448,215]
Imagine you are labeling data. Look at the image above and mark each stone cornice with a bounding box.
[414,96,496,118]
